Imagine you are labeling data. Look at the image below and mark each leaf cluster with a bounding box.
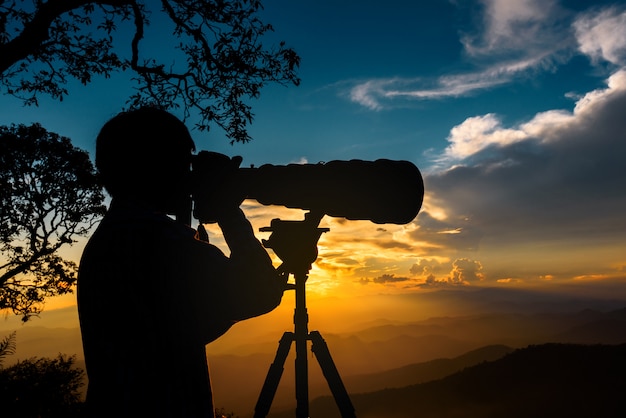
[0,331,16,367]
[0,0,130,104]
[0,0,301,143]
[0,123,106,320]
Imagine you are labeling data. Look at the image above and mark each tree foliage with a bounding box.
[0,331,17,367]
[0,0,301,143]
[0,123,106,321]
[0,353,85,418]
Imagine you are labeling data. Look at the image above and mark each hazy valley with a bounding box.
[208,305,626,416]
[3,288,626,417]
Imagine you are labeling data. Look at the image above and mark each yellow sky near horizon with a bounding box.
[2,189,624,366]
[33,192,626,324]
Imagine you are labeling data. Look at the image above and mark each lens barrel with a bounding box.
[236,159,423,225]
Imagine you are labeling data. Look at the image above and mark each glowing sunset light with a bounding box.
[3,2,626,415]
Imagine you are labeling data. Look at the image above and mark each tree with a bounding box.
[1,332,85,418]
[0,123,106,321]
[0,353,85,418]
[0,0,300,144]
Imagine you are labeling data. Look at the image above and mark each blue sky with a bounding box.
[2,0,626,301]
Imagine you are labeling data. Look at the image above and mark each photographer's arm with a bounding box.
[182,208,284,344]
[188,151,284,337]
[213,206,285,319]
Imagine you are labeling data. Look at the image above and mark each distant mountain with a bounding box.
[393,287,626,316]
[212,332,480,414]
[555,319,626,344]
[343,345,513,393]
[273,343,626,418]
[215,307,626,415]
[347,307,626,349]
[237,344,513,418]
[5,303,626,416]
[341,344,513,394]
[6,326,83,365]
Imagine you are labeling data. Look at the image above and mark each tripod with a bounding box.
[254,212,356,418]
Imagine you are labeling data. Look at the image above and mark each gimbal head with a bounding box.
[260,211,329,278]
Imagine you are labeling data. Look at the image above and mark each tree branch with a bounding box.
[0,0,135,74]
[0,246,56,287]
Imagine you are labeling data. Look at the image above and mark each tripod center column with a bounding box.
[294,272,310,418]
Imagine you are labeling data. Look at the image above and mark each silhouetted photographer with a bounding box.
[78,107,286,418]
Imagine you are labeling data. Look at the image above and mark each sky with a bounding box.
[2,0,626,328]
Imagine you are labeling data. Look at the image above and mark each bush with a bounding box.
[0,354,85,418]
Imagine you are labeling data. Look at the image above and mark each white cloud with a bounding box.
[574,7,626,65]
[348,0,569,110]
[347,2,626,112]
[290,156,309,164]
[442,113,526,160]
[438,68,626,162]
[349,55,549,110]
[349,80,387,111]
[571,68,626,115]
[348,75,496,110]
[462,0,561,56]
[410,258,443,277]
[448,258,485,284]
[422,68,626,247]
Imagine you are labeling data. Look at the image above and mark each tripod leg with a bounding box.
[310,331,356,418]
[295,329,309,418]
[254,332,294,418]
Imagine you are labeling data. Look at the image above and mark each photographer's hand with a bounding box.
[192,151,245,224]
[192,151,286,318]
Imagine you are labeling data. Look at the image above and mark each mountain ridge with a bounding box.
[271,343,626,418]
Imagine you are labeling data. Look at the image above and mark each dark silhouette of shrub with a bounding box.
[0,354,85,418]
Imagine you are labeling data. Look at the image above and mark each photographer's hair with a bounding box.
[96,107,196,198]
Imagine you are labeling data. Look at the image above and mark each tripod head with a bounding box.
[260,211,329,278]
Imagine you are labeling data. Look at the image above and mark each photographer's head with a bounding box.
[96,107,195,214]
